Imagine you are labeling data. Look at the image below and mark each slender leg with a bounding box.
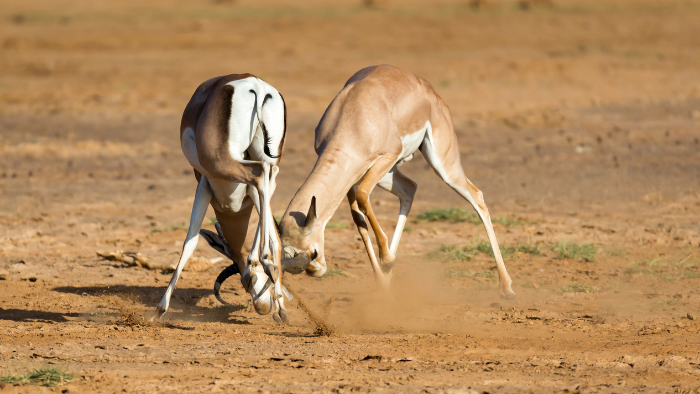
[267,165,288,323]
[258,163,277,285]
[219,160,267,292]
[153,176,213,320]
[243,184,264,293]
[420,133,515,299]
[247,185,261,215]
[348,186,390,288]
[376,167,418,257]
[354,158,398,267]
[242,175,265,293]
[257,162,280,286]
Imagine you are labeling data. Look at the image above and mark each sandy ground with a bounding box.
[1,0,700,392]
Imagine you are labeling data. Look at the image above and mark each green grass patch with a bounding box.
[625,255,700,281]
[403,226,413,233]
[435,244,476,261]
[558,283,597,293]
[150,223,187,233]
[446,269,496,279]
[435,241,542,261]
[1,365,74,387]
[208,217,218,225]
[513,244,543,256]
[655,297,685,307]
[491,216,536,227]
[550,241,597,262]
[322,268,350,278]
[416,208,535,227]
[498,243,544,258]
[326,221,349,230]
[417,208,481,224]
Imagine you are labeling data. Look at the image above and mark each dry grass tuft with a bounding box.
[1,366,74,387]
[550,241,597,262]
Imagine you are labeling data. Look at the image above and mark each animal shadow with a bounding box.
[0,308,81,323]
[51,285,251,324]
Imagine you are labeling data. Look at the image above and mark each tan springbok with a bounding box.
[277,65,515,299]
[152,74,309,324]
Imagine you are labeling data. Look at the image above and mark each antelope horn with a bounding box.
[302,196,317,236]
[213,263,240,305]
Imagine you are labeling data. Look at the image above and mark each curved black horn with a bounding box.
[200,226,234,260]
[302,196,318,235]
[281,252,311,274]
[213,263,240,305]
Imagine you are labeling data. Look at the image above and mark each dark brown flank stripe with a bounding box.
[219,85,235,143]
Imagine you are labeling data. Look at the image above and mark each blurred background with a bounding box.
[1,0,698,240]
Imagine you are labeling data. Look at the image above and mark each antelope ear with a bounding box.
[302,196,317,236]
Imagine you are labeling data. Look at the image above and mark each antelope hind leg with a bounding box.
[376,167,417,273]
[420,135,515,299]
[260,164,288,324]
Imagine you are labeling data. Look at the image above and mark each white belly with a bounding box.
[181,126,250,213]
[398,121,430,162]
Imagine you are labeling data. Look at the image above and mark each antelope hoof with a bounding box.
[151,307,165,322]
[279,308,289,325]
[272,311,283,324]
[500,283,516,300]
[376,273,391,290]
[380,261,394,274]
[500,291,517,300]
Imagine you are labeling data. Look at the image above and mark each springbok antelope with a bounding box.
[153,74,309,324]
[277,65,515,299]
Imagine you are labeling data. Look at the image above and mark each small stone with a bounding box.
[0,274,6,280]
[687,313,695,321]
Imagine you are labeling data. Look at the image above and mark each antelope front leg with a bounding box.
[348,186,391,288]
[355,160,397,271]
[153,176,213,321]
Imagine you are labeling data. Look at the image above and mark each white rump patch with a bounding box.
[224,77,285,163]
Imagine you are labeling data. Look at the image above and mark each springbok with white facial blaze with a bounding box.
[277,65,515,299]
[153,74,309,324]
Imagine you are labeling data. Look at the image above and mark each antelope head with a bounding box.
[280,196,327,277]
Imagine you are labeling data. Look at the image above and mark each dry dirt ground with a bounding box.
[1,0,700,392]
